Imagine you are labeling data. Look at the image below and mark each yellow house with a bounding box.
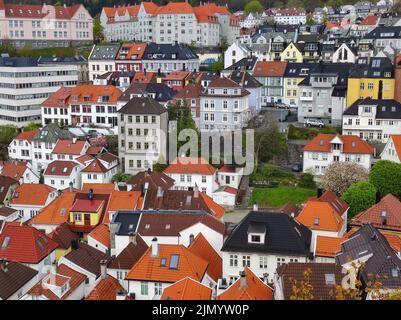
[283,63,314,106]
[347,57,395,107]
[281,42,303,63]
[69,197,105,236]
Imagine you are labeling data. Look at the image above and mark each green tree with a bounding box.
[93,14,104,43]
[369,160,401,198]
[298,172,316,189]
[211,59,224,73]
[24,122,41,131]
[306,14,315,25]
[112,172,131,183]
[342,181,377,219]
[244,0,263,16]
[254,121,287,165]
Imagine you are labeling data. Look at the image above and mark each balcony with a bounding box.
[300,95,313,101]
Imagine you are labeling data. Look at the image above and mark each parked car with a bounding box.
[304,119,324,128]
[291,163,302,172]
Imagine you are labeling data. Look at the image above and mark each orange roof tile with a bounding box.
[86,275,124,300]
[88,224,110,248]
[315,236,344,257]
[384,233,401,253]
[142,1,159,14]
[82,183,116,194]
[296,201,344,232]
[188,233,222,282]
[28,191,76,226]
[117,43,147,60]
[155,2,195,15]
[81,159,107,173]
[126,244,208,283]
[360,15,378,26]
[131,71,156,84]
[163,71,190,81]
[1,161,29,181]
[52,139,87,155]
[253,61,288,77]
[10,184,55,206]
[303,134,375,154]
[75,154,95,165]
[217,267,273,300]
[15,130,39,142]
[161,277,212,300]
[389,135,401,162]
[44,160,80,176]
[199,193,225,219]
[103,190,141,223]
[42,85,122,108]
[164,157,217,175]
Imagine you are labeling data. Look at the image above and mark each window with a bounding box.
[73,213,81,221]
[251,235,261,242]
[259,256,268,269]
[229,254,238,267]
[140,282,148,296]
[169,255,179,269]
[154,282,163,296]
[242,255,250,267]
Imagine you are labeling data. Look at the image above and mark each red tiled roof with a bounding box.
[303,134,375,154]
[103,190,141,223]
[161,277,212,300]
[52,139,87,155]
[88,224,110,248]
[44,160,79,176]
[389,135,401,162]
[384,233,401,253]
[10,184,55,206]
[155,2,195,15]
[81,159,108,173]
[253,61,288,77]
[351,194,401,232]
[71,199,104,213]
[199,193,225,219]
[360,15,378,26]
[0,224,58,264]
[217,267,273,300]
[188,233,222,282]
[86,275,124,300]
[15,130,39,142]
[164,157,217,175]
[173,83,203,99]
[4,3,84,19]
[116,43,147,60]
[1,161,29,181]
[126,244,208,283]
[82,183,116,194]
[315,236,344,258]
[218,165,236,173]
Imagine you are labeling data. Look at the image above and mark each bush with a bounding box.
[298,173,316,189]
[250,164,294,182]
[287,124,340,140]
[342,181,377,219]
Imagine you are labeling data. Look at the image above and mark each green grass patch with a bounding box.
[249,187,316,208]
[287,124,340,140]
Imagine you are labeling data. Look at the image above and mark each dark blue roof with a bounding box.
[0,57,38,67]
[143,43,198,60]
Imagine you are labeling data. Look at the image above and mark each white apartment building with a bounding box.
[88,44,120,81]
[0,2,93,48]
[41,85,122,129]
[118,96,168,175]
[80,153,119,188]
[164,157,218,197]
[43,160,82,190]
[380,134,401,163]
[303,133,375,176]
[221,211,311,284]
[0,56,78,127]
[100,2,239,46]
[342,99,401,143]
[199,76,250,131]
[274,9,306,25]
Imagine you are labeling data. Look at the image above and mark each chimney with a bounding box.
[69,181,74,192]
[381,210,387,225]
[71,239,79,250]
[0,259,8,272]
[116,289,126,300]
[156,186,164,198]
[72,137,77,144]
[57,189,62,197]
[375,190,381,204]
[88,188,94,200]
[151,237,159,257]
[253,202,258,211]
[317,188,323,198]
[189,234,194,244]
[194,184,199,198]
[239,271,247,288]
[128,232,137,245]
[100,260,108,280]
[263,273,269,284]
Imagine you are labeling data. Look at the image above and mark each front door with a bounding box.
[84,214,91,226]
[225,176,230,184]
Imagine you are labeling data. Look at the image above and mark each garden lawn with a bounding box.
[249,187,316,208]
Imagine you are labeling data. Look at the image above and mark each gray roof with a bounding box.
[335,224,401,289]
[33,123,74,143]
[365,26,401,39]
[227,71,262,88]
[344,98,401,119]
[90,44,121,61]
[143,43,198,60]
[0,57,38,67]
[222,211,311,256]
[118,96,167,115]
[38,55,87,65]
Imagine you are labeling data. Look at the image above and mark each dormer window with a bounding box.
[247,223,266,244]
